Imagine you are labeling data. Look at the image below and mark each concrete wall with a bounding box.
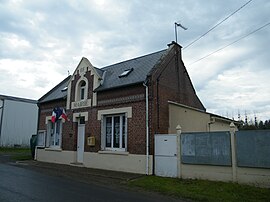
[0,99,38,147]
[84,152,153,174]
[36,148,76,164]
[169,102,209,133]
[181,164,233,182]
[169,102,233,133]
[155,127,270,188]
[180,164,270,188]
[36,148,153,174]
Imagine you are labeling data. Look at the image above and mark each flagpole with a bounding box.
[174,22,178,43]
[174,22,188,44]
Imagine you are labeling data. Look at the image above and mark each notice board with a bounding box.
[181,132,231,166]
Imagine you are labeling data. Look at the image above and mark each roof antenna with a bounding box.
[174,21,187,43]
[68,70,70,76]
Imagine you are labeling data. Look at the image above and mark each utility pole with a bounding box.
[174,22,187,43]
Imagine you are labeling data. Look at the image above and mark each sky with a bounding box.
[0,0,270,122]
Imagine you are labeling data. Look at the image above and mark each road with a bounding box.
[0,162,183,202]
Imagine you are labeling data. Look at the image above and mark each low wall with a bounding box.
[181,164,232,182]
[237,167,270,187]
[180,164,270,188]
[155,128,270,188]
[84,152,153,174]
[36,148,76,164]
[36,148,152,174]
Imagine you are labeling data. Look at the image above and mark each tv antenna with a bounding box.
[174,21,187,43]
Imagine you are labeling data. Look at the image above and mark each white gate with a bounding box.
[155,134,178,177]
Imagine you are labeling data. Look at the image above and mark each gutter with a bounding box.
[143,82,150,175]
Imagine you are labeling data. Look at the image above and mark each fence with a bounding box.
[155,124,270,187]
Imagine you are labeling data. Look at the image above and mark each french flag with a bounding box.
[61,108,68,121]
[52,107,68,123]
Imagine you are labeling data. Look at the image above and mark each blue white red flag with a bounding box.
[51,107,68,123]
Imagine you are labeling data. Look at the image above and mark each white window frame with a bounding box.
[103,114,127,152]
[75,78,88,102]
[80,81,86,100]
[37,130,46,147]
[46,120,62,148]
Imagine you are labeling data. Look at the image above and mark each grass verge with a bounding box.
[0,147,32,161]
[128,176,270,202]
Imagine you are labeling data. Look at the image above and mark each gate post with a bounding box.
[230,122,237,182]
[176,125,182,178]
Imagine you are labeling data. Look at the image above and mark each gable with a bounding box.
[66,57,103,110]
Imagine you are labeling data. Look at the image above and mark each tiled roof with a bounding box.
[95,49,167,91]
[38,76,71,103]
[39,47,170,103]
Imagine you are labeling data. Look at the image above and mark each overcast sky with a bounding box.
[0,0,269,121]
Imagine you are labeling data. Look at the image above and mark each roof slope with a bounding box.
[38,76,71,103]
[0,94,37,104]
[38,47,169,103]
[95,49,167,91]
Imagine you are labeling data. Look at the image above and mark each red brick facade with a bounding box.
[38,43,204,156]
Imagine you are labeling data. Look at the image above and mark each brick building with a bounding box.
[36,42,205,174]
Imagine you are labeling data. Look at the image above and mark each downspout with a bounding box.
[0,99,4,144]
[36,102,41,135]
[143,82,150,175]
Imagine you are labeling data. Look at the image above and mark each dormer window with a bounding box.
[119,68,133,78]
[80,81,86,100]
[61,86,68,92]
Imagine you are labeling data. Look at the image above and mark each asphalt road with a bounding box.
[0,160,184,202]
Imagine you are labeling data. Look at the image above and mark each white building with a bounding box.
[0,94,38,147]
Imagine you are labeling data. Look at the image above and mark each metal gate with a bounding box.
[154,134,178,177]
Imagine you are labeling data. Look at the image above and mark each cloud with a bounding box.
[0,0,269,121]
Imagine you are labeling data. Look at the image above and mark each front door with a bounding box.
[77,122,85,163]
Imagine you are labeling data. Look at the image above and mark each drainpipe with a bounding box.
[143,82,150,175]
[0,99,5,144]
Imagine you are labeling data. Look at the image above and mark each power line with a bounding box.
[183,0,253,50]
[188,21,270,66]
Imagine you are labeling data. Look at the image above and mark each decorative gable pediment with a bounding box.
[66,57,103,110]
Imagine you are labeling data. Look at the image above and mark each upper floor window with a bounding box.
[80,81,86,100]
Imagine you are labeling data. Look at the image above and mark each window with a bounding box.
[46,120,62,148]
[104,114,127,151]
[80,81,86,100]
[119,68,133,78]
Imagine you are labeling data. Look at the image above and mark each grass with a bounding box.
[0,147,32,161]
[128,176,270,202]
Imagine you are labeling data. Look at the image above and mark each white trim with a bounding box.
[45,116,66,124]
[71,99,91,109]
[45,147,62,152]
[75,77,89,102]
[97,107,132,120]
[73,112,88,122]
[66,81,72,110]
[98,150,129,155]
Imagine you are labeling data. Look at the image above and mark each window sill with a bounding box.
[45,147,62,152]
[98,150,129,155]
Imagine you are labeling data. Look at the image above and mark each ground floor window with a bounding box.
[104,114,127,151]
[46,120,62,148]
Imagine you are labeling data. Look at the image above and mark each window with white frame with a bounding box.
[104,114,127,151]
[46,120,62,148]
[80,80,86,100]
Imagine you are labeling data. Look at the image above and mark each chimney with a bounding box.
[167,41,182,59]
